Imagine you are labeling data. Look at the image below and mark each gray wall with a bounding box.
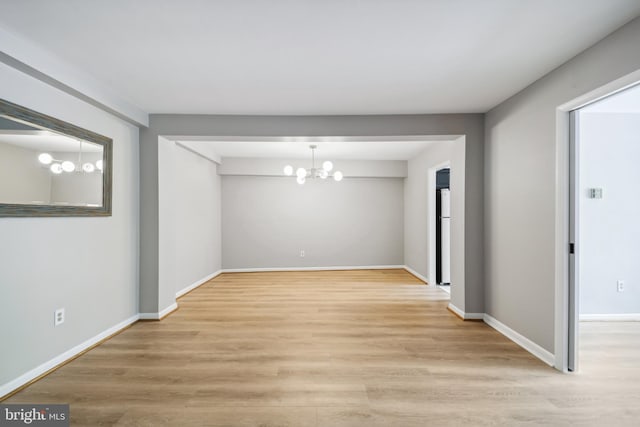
[157,136,177,311]
[139,124,160,313]
[140,113,484,314]
[157,139,222,309]
[173,144,221,293]
[0,144,103,207]
[404,140,469,308]
[0,142,52,204]
[0,62,139,386]
[222,175,403,269]
[485,17,640,352]
[49,152,102,206]
[579,112,640,315]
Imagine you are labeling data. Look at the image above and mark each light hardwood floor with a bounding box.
[4,269,640,426]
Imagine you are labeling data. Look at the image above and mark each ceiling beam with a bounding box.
[0,26,148,127]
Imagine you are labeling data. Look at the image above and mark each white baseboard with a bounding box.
[437,285,451,294]
[447,303,484,320]
[483,314,555,366]
[176,270,222,298]
[139,302,178,320]
[221,265,404,273]
[580,313,640,321]
[0,314,139,399]
[403,265,429,284]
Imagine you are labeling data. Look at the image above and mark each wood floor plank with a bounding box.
[4,269,640,426]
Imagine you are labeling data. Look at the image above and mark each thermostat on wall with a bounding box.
[588,188,603,199]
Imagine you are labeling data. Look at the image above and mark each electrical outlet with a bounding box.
[300,250,305,258]
[54,308,65,326]
[617,280,625,293]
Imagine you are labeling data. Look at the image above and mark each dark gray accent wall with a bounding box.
[139,126,160,313]
[140,114,484,313]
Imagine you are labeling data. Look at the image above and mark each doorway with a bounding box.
[436,168,451,288]
[428,161,452,294]
[567,82,640,372]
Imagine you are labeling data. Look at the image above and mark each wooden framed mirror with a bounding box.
[0,98,112,217]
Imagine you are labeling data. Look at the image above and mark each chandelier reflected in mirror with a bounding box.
[284,145,343,185]
[37,139,104,175]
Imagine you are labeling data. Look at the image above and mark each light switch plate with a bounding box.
[588,188,603,199]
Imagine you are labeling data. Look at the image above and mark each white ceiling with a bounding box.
[0,131,102,153]
[176,138,454,161]
[0,1,639,115]
[582,83,640,113]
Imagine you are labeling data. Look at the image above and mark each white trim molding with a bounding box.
[139,302,178,320]
[447,303,483,320]
[0,314,139,399]
[580,313,640,322]
[483,314,555,367]
[176,270,222,298]
[221,265,404,273]
[403,266,429,284]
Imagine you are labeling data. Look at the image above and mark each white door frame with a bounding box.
[554,70,640,372]
[428,160,451,286]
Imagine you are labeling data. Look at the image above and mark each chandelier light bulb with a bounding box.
[38,153,53,165]
[286,146,340,184]
[83,162,95,173]
[96,159,103,171]
[61,161,76,172]
[50,163,63,174]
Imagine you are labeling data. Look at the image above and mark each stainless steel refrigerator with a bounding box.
[438,188,451,285]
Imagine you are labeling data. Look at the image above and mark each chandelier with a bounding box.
[37,140,103,175]
[283,145,343,185]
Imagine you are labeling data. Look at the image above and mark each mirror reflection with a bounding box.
[0,116,104,207]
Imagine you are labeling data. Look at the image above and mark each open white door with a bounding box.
[568,110,579,372]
